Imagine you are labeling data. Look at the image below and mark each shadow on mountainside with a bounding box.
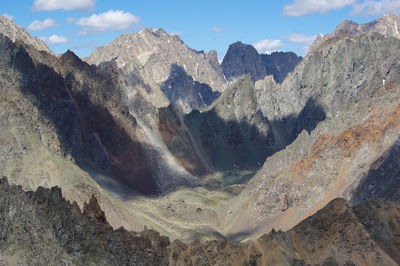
[350,137,400,205]
[160,64,221,113]
[183,98,326,186]
[6,34,326,197]
[7,37,162,196]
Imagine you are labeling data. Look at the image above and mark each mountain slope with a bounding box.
[0,16,52,54]
[223,30,400,240]
[85,28,226,113]
[1,177,398,265]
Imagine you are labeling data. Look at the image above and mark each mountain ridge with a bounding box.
[0,176,398,265]
[0,16,52,54]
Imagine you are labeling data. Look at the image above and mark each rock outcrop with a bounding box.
[0,177,398,265]
[310,14,400,52]
[85,28,226,113]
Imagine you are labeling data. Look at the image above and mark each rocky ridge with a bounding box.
[0,177,399,265]
[310,14,400,52]
[0,16,52,54]
[85,28,226,113]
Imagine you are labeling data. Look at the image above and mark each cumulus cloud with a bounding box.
[27,18,58,31]
[32,0,95,11]
[170,31,182,36]
[69,10,141,35]
[40,34,69,45]
[283,0,357,16]
[253,39,283,54]
[351,0,400,16]
[2,14,14,20]
[286,33,318,55]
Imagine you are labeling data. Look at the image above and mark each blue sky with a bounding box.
[2,0,400,59]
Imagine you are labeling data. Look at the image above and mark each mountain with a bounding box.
[310,14,400,52]
[221,41,302,83]
[1,177,398,265]
[0,16,52,54]
[85,28,226,113]
[1,13,400,258]
[222,30,400,240]
[221,41,267,82]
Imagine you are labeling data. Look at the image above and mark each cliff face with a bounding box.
[85,28,226,113]
[221,41,302,84]
[261,51,302,84]
[0,177,398,265]
[221,41,267,82]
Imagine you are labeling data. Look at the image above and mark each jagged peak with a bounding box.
[83,195,108,224]
[379,13,400,21]
[309,14,400,54]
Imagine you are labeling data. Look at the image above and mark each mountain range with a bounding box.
[0,14,399,265]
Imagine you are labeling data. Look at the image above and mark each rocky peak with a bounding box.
[0,15,52,54]
[310,14,400,52]
[221,41,302,84]
[221,41,266,82]
[334,14,400,38]
[83,195,108,224]
[85,27,226,112]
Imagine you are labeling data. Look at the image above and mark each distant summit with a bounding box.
[310,14,400,52]
[221,41,301,83]
[221,41,267,82]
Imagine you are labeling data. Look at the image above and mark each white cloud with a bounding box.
[170,31,182,36]
[287,33,317,44]
[286,33,318,55]
[283,0,357,16]
[351,0,400,16]
[2,14,14,20]
[27,18,58,31]
[32,0,95,11]
[253,39,283,54]
[69,10,141,35]
[212,26,230,33]
[40,34,69,45]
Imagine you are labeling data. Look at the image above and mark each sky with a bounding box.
[1,0,400,60]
